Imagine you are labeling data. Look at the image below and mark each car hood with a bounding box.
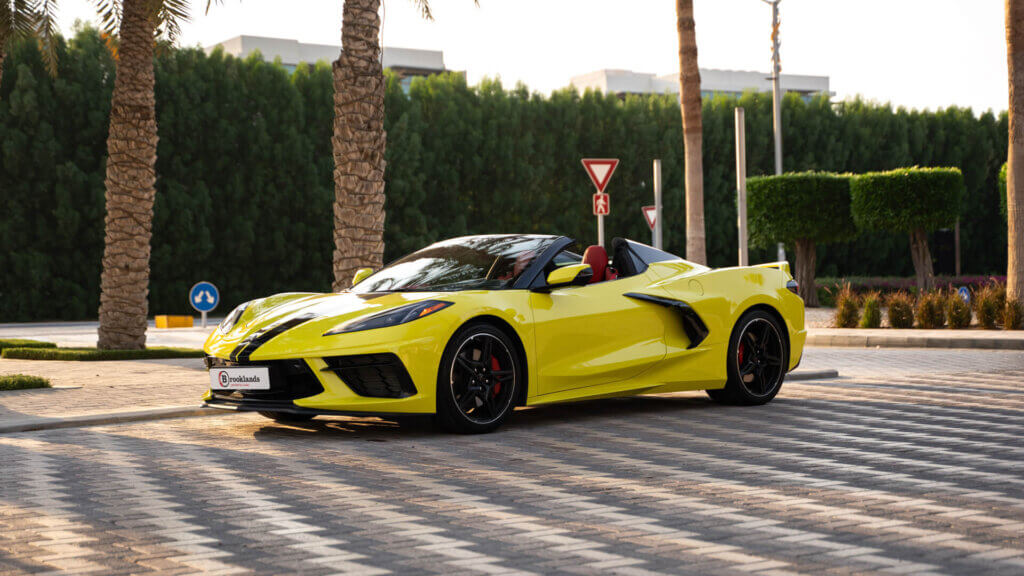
[204,290,448,360]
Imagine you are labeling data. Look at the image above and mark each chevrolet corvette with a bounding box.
[203,234,805,433]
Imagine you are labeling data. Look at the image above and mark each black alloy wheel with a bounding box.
[437,322,520,433]
[707,309,787,405]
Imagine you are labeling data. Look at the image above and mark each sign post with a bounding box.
[735,107,749,266]
[581,159,619,247]
[652,159,663,249]
[189,281,220,329]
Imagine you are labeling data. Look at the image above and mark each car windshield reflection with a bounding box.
[351,235,557,293]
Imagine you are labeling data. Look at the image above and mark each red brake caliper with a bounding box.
[738,342,745,365]
[490,356,501,396]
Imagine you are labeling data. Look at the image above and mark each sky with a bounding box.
[55,0,1008,114]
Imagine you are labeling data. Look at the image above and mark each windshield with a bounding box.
[351,235,558,293]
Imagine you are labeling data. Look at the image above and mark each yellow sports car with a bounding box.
[203,234,805,433]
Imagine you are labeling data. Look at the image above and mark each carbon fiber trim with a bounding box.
[624,292,710,349]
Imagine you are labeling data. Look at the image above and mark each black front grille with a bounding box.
[323,353,417,399]
[206,356,323,401]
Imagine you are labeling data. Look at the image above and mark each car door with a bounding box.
[529,261,668,396]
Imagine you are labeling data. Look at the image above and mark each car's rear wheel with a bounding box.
[258,411,316,423]
[436,322,520,434]
[707,309,787,405]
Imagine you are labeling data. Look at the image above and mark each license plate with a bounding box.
[210,367,271,390]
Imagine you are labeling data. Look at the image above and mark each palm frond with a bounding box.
[5,0,39,38]
[0,0,60,75]
[407,0,480,22]
[153,0,191,43]
[203,0,225,16]
[35,0,60,75]
[91,0,121,37]
[409,0,432,21]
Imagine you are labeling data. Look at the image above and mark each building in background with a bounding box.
[207,35,448,90]
[569,68,830,101]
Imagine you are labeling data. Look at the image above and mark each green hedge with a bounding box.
[747,172,855,246]
[0,339,57,352]
[0,346,205,361]
[0,27,1010,320]
[0,374,51,391]
[850,167,964,233]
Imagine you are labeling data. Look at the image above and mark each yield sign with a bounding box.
[581,158,619,193]
[642,205,657,230]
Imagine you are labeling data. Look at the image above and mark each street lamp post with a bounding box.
[763,0,786,262]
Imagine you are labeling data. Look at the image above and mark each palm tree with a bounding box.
[93,0,195,349]
[675,0,706,265]
[331,0,472,289]
[0,0,59,91]
[1008,0,1024,306]
[331,0,388,291]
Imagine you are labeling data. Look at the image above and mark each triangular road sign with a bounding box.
[642,205,657,230]
[581,158,620,193]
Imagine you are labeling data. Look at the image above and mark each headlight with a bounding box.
[323,300,452,336]
[218,302,250,333]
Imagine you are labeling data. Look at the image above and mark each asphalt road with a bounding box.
[1,347,1023,575]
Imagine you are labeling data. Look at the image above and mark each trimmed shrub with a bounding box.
[850,168,964,291]
[974,284,1005,329]
[859,291,882,328]
[1005,300,1024,330]
[815,275,1006,307]
[915,291,946,329]
[0,374,51,391]
[0,339,57,352]
[946,293,972,329]
[747,173,855,307]
[0,347,205,361]
[834,283,860,328]
[887,292,916,329]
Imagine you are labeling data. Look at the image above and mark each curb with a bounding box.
[806,333,1024,350]
[0,406,231,434]
[787,369,839,381]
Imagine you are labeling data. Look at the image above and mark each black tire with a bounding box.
[436,321,521,434]
[258,411,316,423]
[707,309,787,405]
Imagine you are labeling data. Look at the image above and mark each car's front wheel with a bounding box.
[707,309,787,405]
[436,322,521,434]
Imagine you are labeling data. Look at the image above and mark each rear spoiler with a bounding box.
[753,261,791,276]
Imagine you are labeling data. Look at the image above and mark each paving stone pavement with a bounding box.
[0,358,207,423]
[0,348,1023,575]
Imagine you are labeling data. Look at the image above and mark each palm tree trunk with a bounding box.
[908,227,935,292]
[331,0,387,291]
[1008,0,1024,304]
[96,0,157,350]
[676,0,706,265]
[793,239,819,307]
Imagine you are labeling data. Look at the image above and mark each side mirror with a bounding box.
[535,264,592,292]
[351,268,374,286]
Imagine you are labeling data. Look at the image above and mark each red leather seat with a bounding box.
[582,245,616,283]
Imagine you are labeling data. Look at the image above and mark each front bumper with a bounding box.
[203,352,435,415]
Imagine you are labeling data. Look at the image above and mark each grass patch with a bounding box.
[0,374,52,391]
[0,339,57,352]
[1,347,205,361]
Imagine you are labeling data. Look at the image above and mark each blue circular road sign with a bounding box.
[958,286,971,305]
[189,281,220,313]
